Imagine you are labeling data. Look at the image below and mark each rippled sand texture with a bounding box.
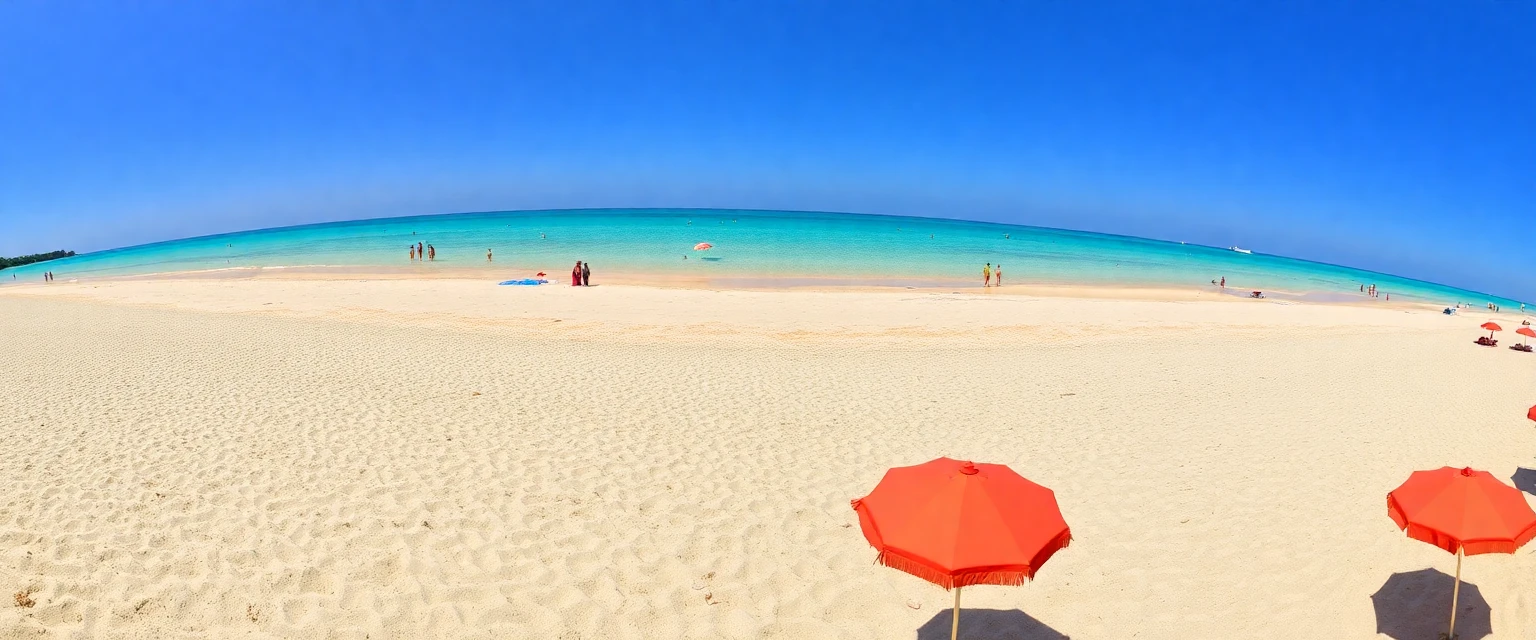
[2,281,1534,639]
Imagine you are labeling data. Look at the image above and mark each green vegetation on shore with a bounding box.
[0,250,75,270]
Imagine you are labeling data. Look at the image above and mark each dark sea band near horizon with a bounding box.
[3,208,1528,309]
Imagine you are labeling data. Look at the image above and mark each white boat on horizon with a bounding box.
[1229,246,1252,254]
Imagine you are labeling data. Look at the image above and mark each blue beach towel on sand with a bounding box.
[498,279,548,286]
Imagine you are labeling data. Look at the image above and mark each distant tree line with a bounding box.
[0,250,75,270]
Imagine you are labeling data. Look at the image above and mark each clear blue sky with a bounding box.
[2,2,1532,298]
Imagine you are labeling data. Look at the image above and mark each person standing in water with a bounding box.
[486,248,493,262]
[994,264,1002,287]
[410,245,416,261]
[417,242,424,259]
[581,261,591,286]
[983,263,992,287]
[428,244,436,261]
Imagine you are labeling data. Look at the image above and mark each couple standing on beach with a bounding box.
[409,242,435,261]
[983,263,1002,287]
[571,261,591,286]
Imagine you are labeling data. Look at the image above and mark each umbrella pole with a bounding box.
[1449,548,1462,639]
[951,586,961,640]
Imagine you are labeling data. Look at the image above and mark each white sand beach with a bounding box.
[2,277,1534,639]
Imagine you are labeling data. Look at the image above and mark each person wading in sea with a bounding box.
[983,263,992,287]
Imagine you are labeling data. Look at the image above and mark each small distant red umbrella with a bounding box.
[693,242,713,251]
[536,272,546,277]
[852,458,1070,640]
[1387,467,1536,639]
[1528,405,1536,422]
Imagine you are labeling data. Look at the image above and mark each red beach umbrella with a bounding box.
[1387,467,1536,639]
[1518,327,1536,344]
[852,458,1071,640]
[693,242,713,251]
[1528,405,1536,422]
[1481,322,1502,339]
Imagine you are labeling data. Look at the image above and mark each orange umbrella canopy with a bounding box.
[1518,327,1536,339]
[1529,405,1536,422]
[693,242,713,250]
[851,458,1071,589]
[1481,322,1502,332]
[1387,467,1536,555]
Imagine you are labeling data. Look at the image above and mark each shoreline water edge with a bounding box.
[2,208,1528,311]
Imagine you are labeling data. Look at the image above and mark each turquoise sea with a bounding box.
[2,208,1527,308]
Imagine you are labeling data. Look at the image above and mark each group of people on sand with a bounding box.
[982,262,1003,287]
[409,242,436,262]
[571,261,591,286]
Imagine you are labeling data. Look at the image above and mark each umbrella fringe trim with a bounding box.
[871,530,1072,591]
[873,551,1030,589]
[1389,492,1536,556]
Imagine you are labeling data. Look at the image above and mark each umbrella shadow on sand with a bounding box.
[1512,468,1536,496]
[916,609,1069,640]
[1371,569,1492,640]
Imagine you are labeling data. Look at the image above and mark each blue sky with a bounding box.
[2,2,1532,298]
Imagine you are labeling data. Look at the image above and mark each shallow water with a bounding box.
[3,208,1526,308]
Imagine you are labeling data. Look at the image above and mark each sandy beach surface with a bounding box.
[2,277,1534,639]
